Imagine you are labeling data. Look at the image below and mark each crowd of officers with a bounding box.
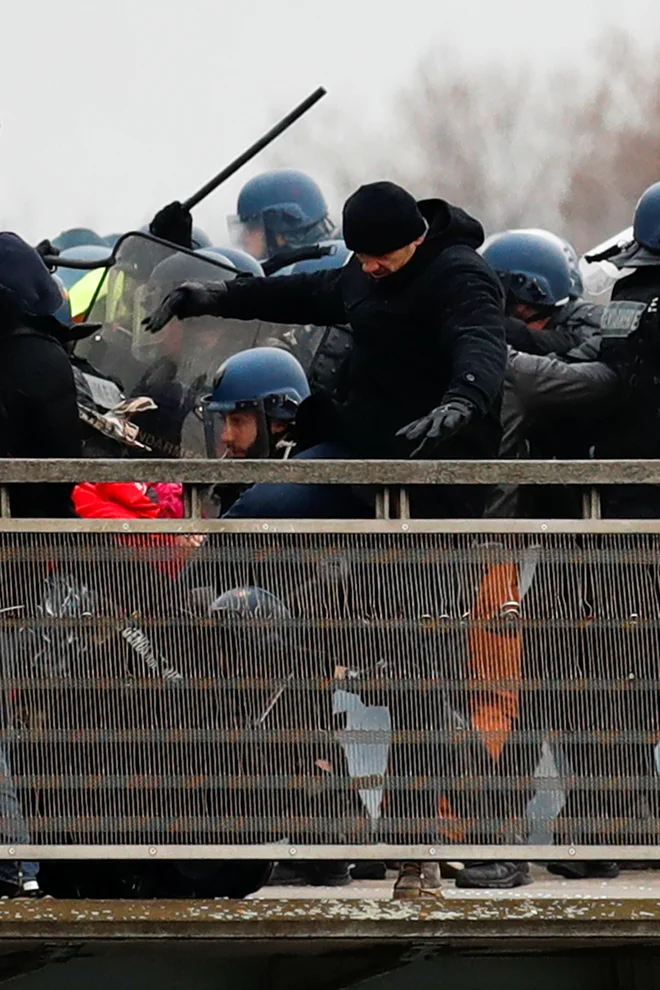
[1,169,660,899]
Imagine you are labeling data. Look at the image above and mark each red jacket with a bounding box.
[73,482,193,577]
[73,482,161,520]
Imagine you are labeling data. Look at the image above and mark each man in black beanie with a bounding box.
[342,181,428,273]
[144,181,506,497]
[143,183,518,894]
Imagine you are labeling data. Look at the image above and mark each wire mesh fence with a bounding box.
[0,525,659,856]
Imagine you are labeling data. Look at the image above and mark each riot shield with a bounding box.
[76,232,307,458]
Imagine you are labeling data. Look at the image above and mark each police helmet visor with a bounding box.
[227,215,270,260]
[202,397,270,459]
[228,203,324,258]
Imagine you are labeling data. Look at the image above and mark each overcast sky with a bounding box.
[2,0,659,244]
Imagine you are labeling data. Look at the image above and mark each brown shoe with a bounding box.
[393,862,441,899]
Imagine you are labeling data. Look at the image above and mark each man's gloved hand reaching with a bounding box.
[149,201,193,249]
[142,281,228,334]
[396,397,475,457]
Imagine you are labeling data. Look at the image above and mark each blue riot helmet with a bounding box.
[481,230,573,311]
[230,169,335,260]
[520,229,583,299]
[211,586,293,701]
[203,346,310,459]
[203,246,265,277]
[52,227,107,252]
[194,249,237,276]
[561,240,583,299]
[194,247,264,279]
[146,249,236,297]
[191,226,212,249]
[598,184,660,270]
[633,182,660,252]
[209,347,309,420]
[211,586,291,621]
[104,233,122,249]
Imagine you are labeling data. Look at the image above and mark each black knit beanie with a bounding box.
[342,181,426,255]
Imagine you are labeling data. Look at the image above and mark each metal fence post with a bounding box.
[0,486,10,518]
[582,486,602,520]
[375,487,390,519]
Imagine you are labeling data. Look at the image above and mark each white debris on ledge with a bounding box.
[251,868,660,902]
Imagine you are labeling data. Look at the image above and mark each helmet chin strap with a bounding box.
[271,421,297,459]
[274,436,296,459]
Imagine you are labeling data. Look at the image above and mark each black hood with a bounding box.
[418,199,485,251]
[0,232,63,320]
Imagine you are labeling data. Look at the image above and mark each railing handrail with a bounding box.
[0,458,657,485]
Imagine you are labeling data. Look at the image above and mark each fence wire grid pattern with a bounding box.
[1,528,660,853]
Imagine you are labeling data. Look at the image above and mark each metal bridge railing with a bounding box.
[0,456,659,485]
[0,458,659,861]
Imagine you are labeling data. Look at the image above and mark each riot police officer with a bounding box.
[190,346,354,887]
[482,229,603,358]
[587,182,660,305]
[149,169,336,269]
[204,345,309,460]
[202,345,364,519]
[480,230,617,517]
[228,169,337,262]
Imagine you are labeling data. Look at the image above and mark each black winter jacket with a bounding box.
[0,322,81,516]
[206,199,507,457]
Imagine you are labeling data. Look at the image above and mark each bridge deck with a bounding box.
[1,869,660,942]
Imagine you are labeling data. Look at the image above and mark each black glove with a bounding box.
[142,280,228,334]
[396,397,476,457]
[35,239,59,271]
[149,200,193,248]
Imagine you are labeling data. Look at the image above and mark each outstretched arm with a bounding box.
[144,269,347,333]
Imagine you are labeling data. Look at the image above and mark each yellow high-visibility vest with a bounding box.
[68,268,108,321]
